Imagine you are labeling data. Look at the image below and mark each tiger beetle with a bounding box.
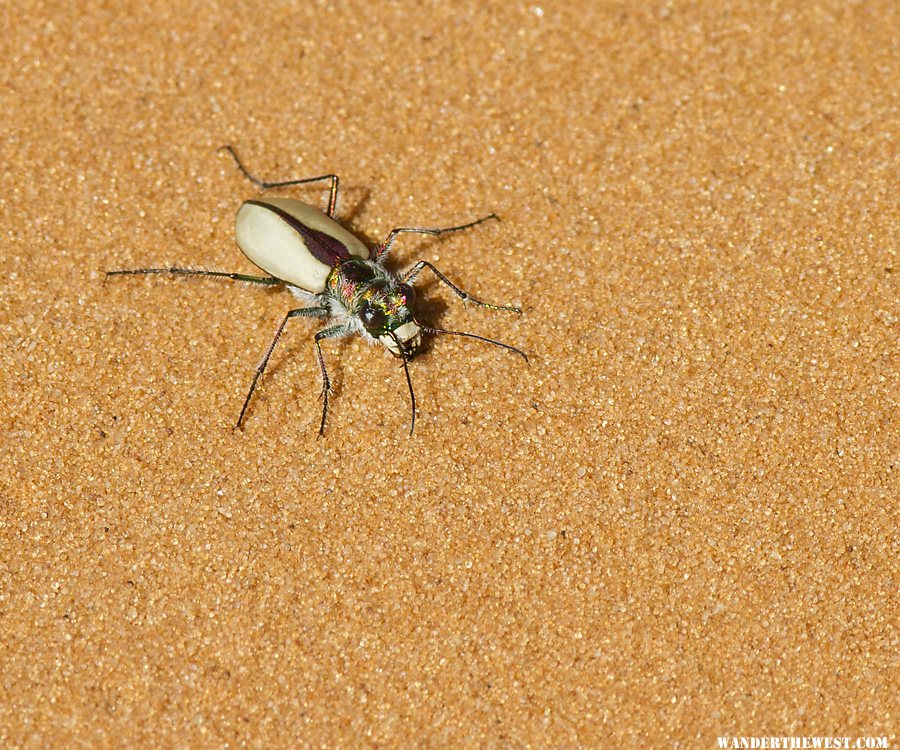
[106,146,527,436]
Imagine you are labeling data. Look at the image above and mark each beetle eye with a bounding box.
[399,283,416,307]
[358,302,386,331]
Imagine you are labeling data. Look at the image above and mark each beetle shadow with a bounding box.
[337,187,372,227]
[409,288,452,359]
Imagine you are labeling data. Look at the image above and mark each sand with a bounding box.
[1,1,896,747]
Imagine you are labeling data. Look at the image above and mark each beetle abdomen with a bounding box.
[235,198,370,293]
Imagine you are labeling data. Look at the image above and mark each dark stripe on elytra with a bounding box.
[246,200,352,268]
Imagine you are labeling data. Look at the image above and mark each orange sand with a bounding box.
[1,1,896,746]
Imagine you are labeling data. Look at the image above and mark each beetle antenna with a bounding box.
[401,355,416,436]
[388,332,417,435]
[421,326,528,362]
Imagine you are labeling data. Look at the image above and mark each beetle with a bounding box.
[106,146,527,435]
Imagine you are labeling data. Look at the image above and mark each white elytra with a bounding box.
[235,197,369,292]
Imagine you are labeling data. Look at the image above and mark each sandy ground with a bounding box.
[1,1,896,747]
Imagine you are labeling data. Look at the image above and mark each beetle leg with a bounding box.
[236,307,331,430]
[219,145,340,217]
[402,261,521,313]
[105,267,281,286]
[385,331,417,436]
[376,213,499,260]
[313,323,354,437]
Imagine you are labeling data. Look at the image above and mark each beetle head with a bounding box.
[356,281,421,359]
